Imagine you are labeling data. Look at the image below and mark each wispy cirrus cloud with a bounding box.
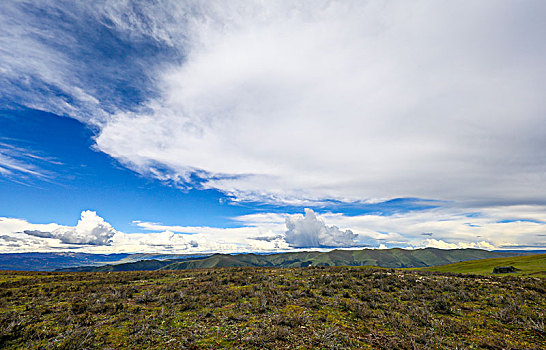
[0,0,182,122]
[0,142,56,184]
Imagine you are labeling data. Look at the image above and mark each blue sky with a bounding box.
[1,1,545,253]
[0,107,440,229]
[0,107,252,231]
[1,106,438,230]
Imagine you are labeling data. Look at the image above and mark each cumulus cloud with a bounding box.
[284,209,357,248]
[2,1,545,206]
[233,203,546,250]
[23,211,116,245]
[51,211,116,245]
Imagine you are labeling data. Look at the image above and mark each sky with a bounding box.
[1,0,545,254]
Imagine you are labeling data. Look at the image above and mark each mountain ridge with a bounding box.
[0,252,208,271]
[57,248,524,272]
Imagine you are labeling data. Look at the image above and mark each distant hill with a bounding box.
[59,248,524,272]
[0,252,208,271]
[421,253,546,276]
[0,252,130,271]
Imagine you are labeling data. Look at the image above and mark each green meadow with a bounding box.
[421,254,546,276]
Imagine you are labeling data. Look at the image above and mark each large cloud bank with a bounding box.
[285,209,357,248]
[1,205,546,253]
[2,1,546,205]
[0,210,286,253]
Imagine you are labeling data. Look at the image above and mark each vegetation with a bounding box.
[59,248,521,272]
[422,253,546,276]
[1,266,544,349]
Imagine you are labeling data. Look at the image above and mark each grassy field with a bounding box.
[0,267,545,349]
[422,253,546,276]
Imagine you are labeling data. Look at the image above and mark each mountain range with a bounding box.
[0,252,207,271]
[55,248,528,272]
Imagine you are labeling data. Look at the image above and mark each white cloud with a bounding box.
[318,205,546,249]
[0,211,116,252]
[51,210,116,245]
[421,239,495,250]
[0,217,64,252]
[1,205,546,253]
[0,2,102,122]
[0,210,288,254]
[133,218,290,252]
[2,1,545,205]
[0,143,53,182]
[284,208,357,248]
[93,0,546,205]
[21,210,116,245]
[137,230,191,248]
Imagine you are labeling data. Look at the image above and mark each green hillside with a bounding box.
[60,248,522,272]
[161,248,520,270]
[422,253,546,276]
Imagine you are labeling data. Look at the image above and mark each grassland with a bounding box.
[422,253,546,276]
[1,267,545,349]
